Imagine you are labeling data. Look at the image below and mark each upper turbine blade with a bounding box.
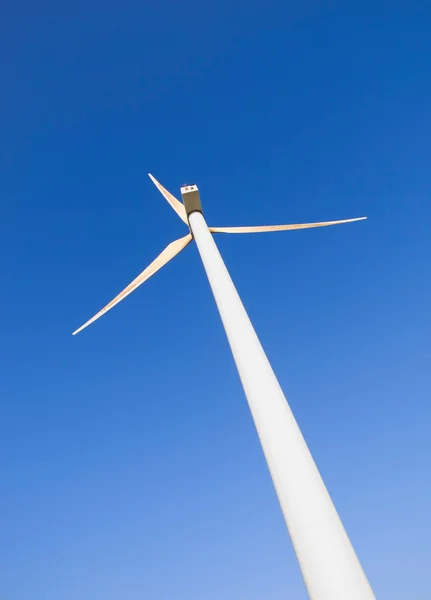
[73,233,192,335]
[209,217,367,234]
[148,173,188,224]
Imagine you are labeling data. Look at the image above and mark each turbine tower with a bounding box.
[73,175,375,600]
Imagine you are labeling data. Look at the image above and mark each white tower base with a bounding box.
[188,210,375,600]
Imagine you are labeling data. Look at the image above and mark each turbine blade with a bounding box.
[148,173,188,224]
[73,233,192,335]
[209,217,367,234]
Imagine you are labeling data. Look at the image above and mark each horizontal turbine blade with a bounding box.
[73,233,192,335]
[148,173,188,224]
[209,217,367,234]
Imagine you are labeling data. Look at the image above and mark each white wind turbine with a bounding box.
[73,175,375,600]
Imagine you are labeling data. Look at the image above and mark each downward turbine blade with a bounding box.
[73,233,192,335]
[148,173,188,224]
[209,217,367,234]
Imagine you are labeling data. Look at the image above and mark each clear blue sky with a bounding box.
[1,2,430,599]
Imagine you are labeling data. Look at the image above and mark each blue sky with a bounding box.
[1,2,430,598]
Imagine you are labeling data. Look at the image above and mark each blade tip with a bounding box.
[72,323,87,335]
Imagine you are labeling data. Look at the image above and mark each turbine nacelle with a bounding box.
[72,174,367,335]
[180,184,202,218]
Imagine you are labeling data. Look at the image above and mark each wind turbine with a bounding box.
[73,175,375,600]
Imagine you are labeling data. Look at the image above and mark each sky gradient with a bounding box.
[1,2,430,599]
